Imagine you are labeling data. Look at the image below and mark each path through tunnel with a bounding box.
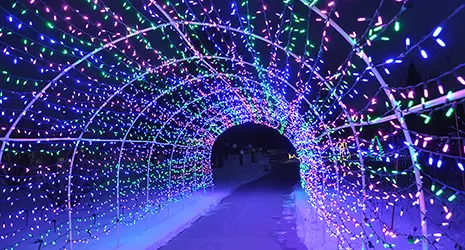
[159,164,305,250]
[158,123,306,250]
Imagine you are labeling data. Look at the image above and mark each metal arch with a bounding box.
[62,53,278,248]
[0,19,360,163]
[299,2,428,247]
[0,18,337,163]
[143,97,257,206]
[140,99,250,225]
[114,71,320,154]
[317,88,465,138]
[61,56,335,203]
[173,21,368,207]
[160,96,312,201]
[42,58,290,229]
[153,3,261,127]
[113,86,278,247]
[106,55,339,161]
[0,23,171,163]
[145,22,366,199]
[4,16,364,247]
[142,88,282,212]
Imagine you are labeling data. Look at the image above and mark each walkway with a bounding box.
[160,164,306,250]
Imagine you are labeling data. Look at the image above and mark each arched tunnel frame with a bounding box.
[0,2,433,249]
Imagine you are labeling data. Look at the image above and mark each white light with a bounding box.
[420,50,428,59]
[436,38,446,47]
[433,27,443,37]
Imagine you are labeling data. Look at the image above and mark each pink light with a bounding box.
[457,76,465,85]
[408,91,414,99]
[442,143,449,152]
[438,85,444,94]
[446,212,452,220]
[375,16,383,26]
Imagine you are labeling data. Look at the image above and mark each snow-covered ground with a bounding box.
[293,187,339,250]
[293,186,465,250]
[5,154,463,250]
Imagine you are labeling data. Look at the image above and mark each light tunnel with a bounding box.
[1,0,465,249]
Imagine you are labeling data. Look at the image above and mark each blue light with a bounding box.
[420,50,428,59]
[458,162,464,171]
[432,27,443,37]
[437,160,442,168]
[436,38,446,47]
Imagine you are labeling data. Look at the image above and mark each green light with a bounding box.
[447,91,454,100]
[420,114,430,124]
[436,189,443,196]
[431,184,436,192]
[446,107,454,117]
[373,26,383,32]
[394,21,400,31]
[46,22,54,29]
[448,194,457,202]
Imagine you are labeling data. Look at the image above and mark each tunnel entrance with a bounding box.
[210,122,300,186]
[162,123,305,250]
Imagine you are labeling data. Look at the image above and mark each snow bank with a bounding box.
[293,187,339,250]
[293,186,465,250]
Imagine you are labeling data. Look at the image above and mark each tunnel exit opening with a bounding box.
[210,122,300,186]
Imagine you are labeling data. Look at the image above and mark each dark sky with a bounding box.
[212,122,296,153]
